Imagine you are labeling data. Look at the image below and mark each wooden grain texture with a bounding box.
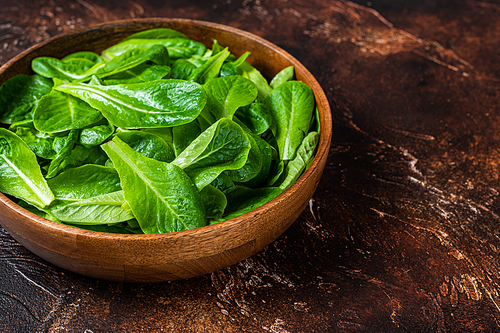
[1,0,500,331]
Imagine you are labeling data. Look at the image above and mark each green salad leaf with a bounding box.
[32,56,105,81]
[204,75,258,120]
[47,164,122,200]
[238,61,272,100]
[96,44,170,79]
[277,131,319,189]
[56,79,207,128]
[102,136,206,233]
[14,127,56,159]
[116,130,175,162]
[121,28,189,41]
[266,81,315,160]
[200,184,227,220]
[103,38,206,60]
[33,90,103,133]
[172,118,251,190]
[48,190,134,224]
[0,74,53,124]
[270,66,294,89]
[79,123,115,148]
[0,128,54,207]
[0,27,320,234]
[188,48,230,84]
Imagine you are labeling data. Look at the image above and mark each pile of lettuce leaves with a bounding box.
[0,28,320,234]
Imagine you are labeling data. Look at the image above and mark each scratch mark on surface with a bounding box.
[346,1,394,28]
[13,267,59,299]
[45,289,100,332]
[477,1,500,11]
[293,302,310,312]
[129,1,145,15]
[76,0,99,18]
[370,208,387,217]
[306,1,473,73]
[210,253,295,318]
[0,292,43,322]
[453,276,464,293]
[429,292,447,333]
[379,288,401,327]
[385,126,436,141]
[439,281,449,297]
[401,149,424,178]
[450,282,459,308]
[448,248,465,261]
[308,198,317,220]
[270,318,290,333]
[461,274,481,301]
[337,320,365,330]
[483,287,500,320]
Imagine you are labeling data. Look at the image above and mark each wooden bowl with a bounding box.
[0,19,332,282]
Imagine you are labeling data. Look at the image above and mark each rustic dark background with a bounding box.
[1,0,500,331]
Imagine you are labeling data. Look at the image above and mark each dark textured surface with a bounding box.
[1,0,500,331]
